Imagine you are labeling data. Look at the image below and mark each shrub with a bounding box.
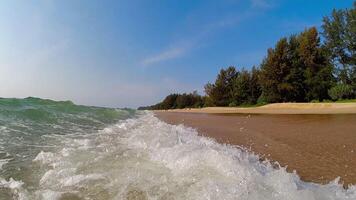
[203,96,215,107]
[328,84,353,100]
[257,93,268,105]
[322,99,333,103]
[228,102,237,107]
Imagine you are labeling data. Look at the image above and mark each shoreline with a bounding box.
[154,111,356,186]
[154,103,356,114]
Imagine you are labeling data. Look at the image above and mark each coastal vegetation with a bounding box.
[139,2,355,110]
[138,91,205,110]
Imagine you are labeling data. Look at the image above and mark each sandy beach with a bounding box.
[157,103,356,114]
[154,109,356,186]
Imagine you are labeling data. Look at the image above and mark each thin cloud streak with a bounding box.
[251,0,274,8]
[141,46,187,66]
[140,14,251,67]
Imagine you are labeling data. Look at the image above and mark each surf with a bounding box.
[0,98,355,199]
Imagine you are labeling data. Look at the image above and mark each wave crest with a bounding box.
[1,111,355,199]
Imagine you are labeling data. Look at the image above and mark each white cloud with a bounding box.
[141,46,187,66]
[140,1,265,68]
[140,17,245,67]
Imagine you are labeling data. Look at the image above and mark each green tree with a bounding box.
[259,38,291,103]
[176,93,189,109]
[298,27,334,101]
[322,2,356,85]
[232,69,251,105]
[204,66,238,106]
[139,91,204,110]
[328,84,354,100]
[191,91,204,107]
[249,66,262,104]
[160,94,179,109]
[202,96,214,107]
[285,35,306,102]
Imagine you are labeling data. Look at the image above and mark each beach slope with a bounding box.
[155,103,356,114]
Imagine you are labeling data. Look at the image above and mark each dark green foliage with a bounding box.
[322,2,356,87]
[138,91,204,110]
[161,94,179,109]
[176,91,203,109]
[299,27,334,101]
[285,35,305,102]
[232,69,251,105]
[202,96,214,107]
[259,38,291,103]
[259,27,334,103]
[257,94,268,105]
[328,84,354,100]
[204,67,237,106]
[204,66,262,107]
[351,68,356,91]
[249,66,262,104]
[231,68,261,105]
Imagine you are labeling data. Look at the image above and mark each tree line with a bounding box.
[139,2,355,110]
[138,91,205,110]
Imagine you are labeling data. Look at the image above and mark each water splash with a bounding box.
[1,111,354,199]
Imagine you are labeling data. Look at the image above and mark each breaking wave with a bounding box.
[0,98,355,199]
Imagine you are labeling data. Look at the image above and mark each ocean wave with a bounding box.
[1,111,354,199]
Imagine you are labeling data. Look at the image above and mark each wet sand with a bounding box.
[155,112,356,186]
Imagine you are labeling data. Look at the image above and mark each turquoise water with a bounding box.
[0,97,134,199]
[0,97,355,200]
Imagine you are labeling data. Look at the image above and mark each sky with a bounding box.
[0,0,354,108]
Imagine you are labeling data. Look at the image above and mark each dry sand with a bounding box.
[154,111,356,186]
[158,103,356,114]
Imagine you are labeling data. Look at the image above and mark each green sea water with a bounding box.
[0,97,134,199]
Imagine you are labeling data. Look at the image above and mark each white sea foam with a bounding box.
[0,158,11,170]
[0,178,28,200]
[1,111,355,199]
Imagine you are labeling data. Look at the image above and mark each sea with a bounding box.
[0,97,355,200]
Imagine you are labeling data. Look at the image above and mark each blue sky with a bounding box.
[0,0,354,108]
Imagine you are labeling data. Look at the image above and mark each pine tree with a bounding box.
[285,35,305,102]
[322,3,356,86]
[232,69,251,105]
[298,27,334,101]
[322,2,356,98]
[249,66,262,104]
[259,38,291,103]
[204,66,238,106]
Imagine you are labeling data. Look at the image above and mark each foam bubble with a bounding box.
[0,158,11,170]
[0,178,29,200]
[37,190,62,200]
[4,111,355,199]
[33,151,57,166]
